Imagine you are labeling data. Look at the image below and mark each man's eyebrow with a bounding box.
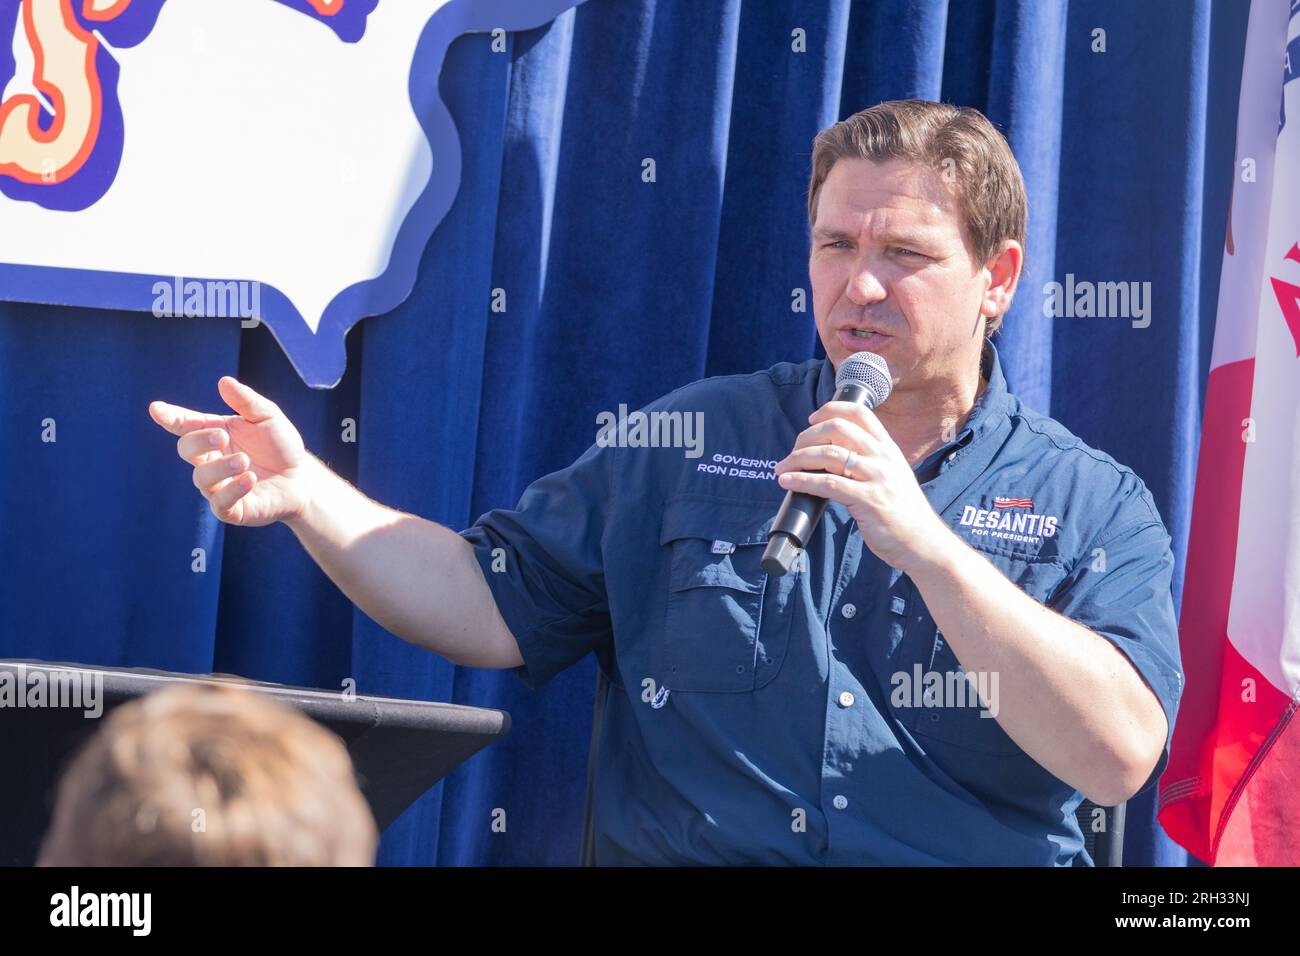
[811,225,938,247]
[811,226,855,242]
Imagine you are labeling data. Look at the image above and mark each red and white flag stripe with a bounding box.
[1158,0,1300,865]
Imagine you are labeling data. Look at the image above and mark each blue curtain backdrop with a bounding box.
[0,0,1253,866]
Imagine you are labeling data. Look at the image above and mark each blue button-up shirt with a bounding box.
[459,340,1184,865]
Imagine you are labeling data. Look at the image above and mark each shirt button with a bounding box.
[832,795,848,810]
[841,603,857,619]
[946,450,957,461]
[838,691,855,708]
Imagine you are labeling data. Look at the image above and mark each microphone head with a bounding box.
[836,351,892,407]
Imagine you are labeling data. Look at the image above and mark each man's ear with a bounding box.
[981,239,1023,320]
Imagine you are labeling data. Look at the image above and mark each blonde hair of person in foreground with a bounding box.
[38,681,378,866]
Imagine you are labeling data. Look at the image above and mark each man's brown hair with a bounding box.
[38,682,378,866]
[807,99,1027,336]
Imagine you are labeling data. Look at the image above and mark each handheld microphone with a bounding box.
[762,351,892,576]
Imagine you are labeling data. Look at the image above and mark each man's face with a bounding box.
[809,157,1002,395]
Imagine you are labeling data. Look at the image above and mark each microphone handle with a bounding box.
[761,380,875,576]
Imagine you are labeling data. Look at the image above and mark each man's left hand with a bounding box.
[774,401,950,573]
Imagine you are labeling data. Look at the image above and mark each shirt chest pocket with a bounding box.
[656,496,794,693]
[907,549,1069,756]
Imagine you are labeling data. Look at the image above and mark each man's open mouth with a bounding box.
[838,327,891,342]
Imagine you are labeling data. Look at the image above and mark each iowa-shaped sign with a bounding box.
[0,0,588,386]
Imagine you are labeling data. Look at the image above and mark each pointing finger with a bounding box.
[149,400,226,438]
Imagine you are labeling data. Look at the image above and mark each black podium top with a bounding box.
[0,660,511,865]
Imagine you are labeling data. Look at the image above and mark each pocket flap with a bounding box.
[658,495,777,548]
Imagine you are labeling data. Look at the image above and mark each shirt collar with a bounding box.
[957,337,1009,446]
[814,338,1009,441]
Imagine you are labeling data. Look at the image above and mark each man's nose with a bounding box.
[844,257,887,306]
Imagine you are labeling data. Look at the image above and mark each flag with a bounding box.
[1157,0,1300,865]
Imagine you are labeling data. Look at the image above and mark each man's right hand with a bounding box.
[148,375,523,670]
[148,376,319,528]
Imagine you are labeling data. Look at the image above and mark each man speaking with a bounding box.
[149,99,1183,866]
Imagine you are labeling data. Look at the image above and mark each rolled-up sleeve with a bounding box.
[458,440,613,691]
[1047,495,1185,799]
